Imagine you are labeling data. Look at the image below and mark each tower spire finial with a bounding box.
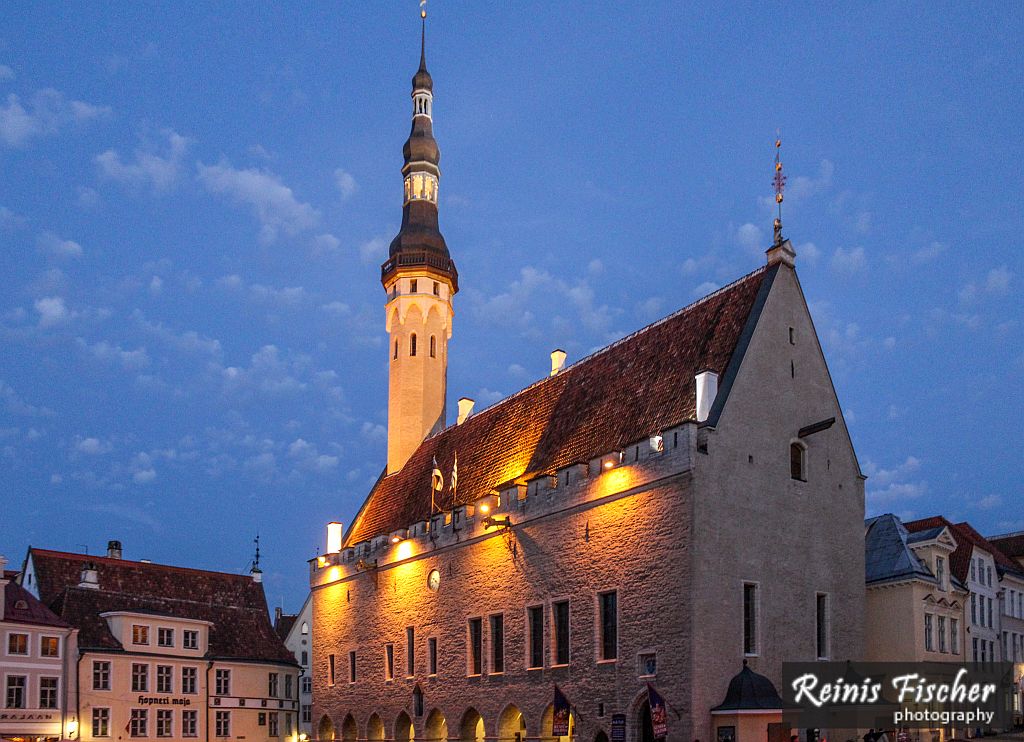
[772,131,786,245]
[419,1,427,69]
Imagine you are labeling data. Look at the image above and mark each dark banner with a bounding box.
[552,685,571,737]
[647,683,669,739]
[781,662,1014,730]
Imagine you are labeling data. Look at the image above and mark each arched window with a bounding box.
[301,622,308,635]
[430,336,436,358]
[394,340,399,360]
[790,442,806,481]
[410,334,417,357]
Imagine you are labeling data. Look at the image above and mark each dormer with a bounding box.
[907,525,958,592]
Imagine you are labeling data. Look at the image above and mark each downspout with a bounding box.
[205,661,213,742]
[74,644,83,741]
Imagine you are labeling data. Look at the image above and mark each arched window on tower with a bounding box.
[410,334,417,357]
[429,336,436,358]
[790,441,807,481]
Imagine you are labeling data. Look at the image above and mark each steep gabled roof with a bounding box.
[28,549,294,664]
[346,265,774,545]
[865,514,939,585]
[904,517,1023,582]
[3,575,70,628]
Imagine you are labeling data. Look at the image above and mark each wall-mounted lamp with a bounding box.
[482,515,512,529]
[355,558,377,572]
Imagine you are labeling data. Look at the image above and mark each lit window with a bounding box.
[41,636,60,657]
[790,442,806,481]
[132,625,149,645]
[743,582,759,655]
[599,591,618,661]
[7,633,28,655]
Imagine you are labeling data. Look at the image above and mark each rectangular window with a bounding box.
[93,660,111,690]
[285,674,293,700]
[132,625,150,645]
[183,630,199,650]
[132,663,149,693]
[130,709,148,738]
[406,627,415,677]
[935,557,945,589]
[328,653,336,685]
[39,677,59,709]
[269,712,279,737]
[182,667,198,694]
[743,582,759,655]
[156,709,172,738]
[214,668,230,696]
[988,597,994,628]
[93,708,111,737]
[41,636,60,657]
[182,710,198,738]
[303,705,312,723]
[5,676,26,708]
[410,279,418,293]
[527,605,544,669]
[490,614,505,673]
[816,593,829,659]
[951,618,960,654]
[348,651,356,683]
[973,637,979,661]
[156,665,173,694]
[553,600,570,666]
[971,594,977,624]
[924,613,934,652]
[938,616,947,653]
[7,633,28,655]
[215,710,230,738]
[599,591,618,661]
[157,628,174,647]
[971,560,977,581]
[385,644,395,681]
[301,650,308,666]
[428,637,438,676]
[468,617,483,675]
[987,566,993,587]
[269,672,279,697]
[301,676,312,695]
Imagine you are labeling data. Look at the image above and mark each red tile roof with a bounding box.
[29,549,294,664]
[904,517,1023,582]
[989,532,1024,561]
[3,575,70,628]
[345,266,771,546]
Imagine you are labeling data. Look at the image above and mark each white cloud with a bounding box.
[313,233,341,254]
[50,473,62,485]
[978,494,1001,510]
[985,265,1011,295]
[133,468,156,484]
[913,241,946,263]
[795,241,820,264]
[788,159,834,202]
[37,231,83,258]
[197,160,319,244]
[692,281,719,296]
[334,168,357,201]
[0,88,109,147]
[217,275,309,306]
[507,363,528,378]
[0,65,13,81]
[359,236,388,264]
[830,246,867,274]
[75,338,150,370]
[360,422,387,441]
[77,186,100,208]
[74,436,113,455]
[132,311,223,356]
[35,296,69,327]
[321,301,350,315]
[149,276,163,294]
[95,129,189,192]
[588,259,604,275]
[864,456,927,508]
[0,379,55,417]
[735,223,763,252]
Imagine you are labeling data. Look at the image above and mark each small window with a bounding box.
[182,710,198,738]
[93,661,111,691]
[433,281,440,296]
[410,279,418,293]
[468,618,483,675]
[41,636,60,657]
[301,622,309,635]
[743,582,759,655]
[385,643,395,681]
[183,630,199,650]
[938,616,947,653]
[552,600,570,666]
[924,613,934,652]
[790,442,806,481]
[328,653,336,686]
[935,557,945,590]
[490,614,504,673]
[301,650,308,666]
[815,593,829,659]
[157,627,174,647]
[268,672,279,697]
[8,633,28,655]
[789,327,795,345]
[429,335,436,358]
[5,675,26,708]
[348,650,357,683]
[39,677,58,709]
[132,624,150,645]
[410,333,417,357]
[638,652,657,677]
[527,605,544,669]
[156,709,173,738]
[406,627,415,677]
[215,710,230,738]
[156,665,173,693]
[93,707,111,738]
[428,637,438,676]
[132,663,149,693]
[182,667,198,694]
[131,709,148,738]
[599,591,618,661]
[214,668,230,696]
[394,340,399,360]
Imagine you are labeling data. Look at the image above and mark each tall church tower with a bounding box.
[381,12,458,475]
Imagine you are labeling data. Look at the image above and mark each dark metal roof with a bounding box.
[864,514,937,585]
[712,661,785,712]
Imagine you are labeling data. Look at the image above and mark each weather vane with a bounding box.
[773,131,786,245]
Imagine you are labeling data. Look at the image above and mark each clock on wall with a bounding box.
[427,569,441,592]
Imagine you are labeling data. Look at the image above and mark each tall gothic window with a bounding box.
[429,336,436,358]
[394,340,399,360]
[410,334,417,357]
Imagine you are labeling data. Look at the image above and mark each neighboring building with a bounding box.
[276,596,314,737]
[1,555,79,742]
[19,542,300,742]
[988,532,1024,727]
[310,16,864,742]
[864,515,968,663]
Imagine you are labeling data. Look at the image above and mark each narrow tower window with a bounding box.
[410,333,417,357]
[790,442,806,481]
[430,336,436,358]
[410,279,418,293]
[394,340,399,360]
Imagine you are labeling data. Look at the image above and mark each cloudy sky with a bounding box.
[2,3,1021,609]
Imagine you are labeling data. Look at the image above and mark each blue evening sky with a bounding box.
[2,3,1021,610]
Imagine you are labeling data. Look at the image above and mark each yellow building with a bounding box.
[18,543,299,742]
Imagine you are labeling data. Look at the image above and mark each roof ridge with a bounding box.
[62,586,268,612]
[31,548,259,581]
[418,264,770,444]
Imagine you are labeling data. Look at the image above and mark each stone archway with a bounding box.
[341,715,357,742]
[540,704,575,742]
[498,704,527,742]
[459,707,486,742]
[396,711,415,742]
[367,713,385,741]
[318,715,336,741]
[424,709,448,742]
[595,732,610,742]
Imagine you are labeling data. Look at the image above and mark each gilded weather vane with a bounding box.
[773,132,787,245]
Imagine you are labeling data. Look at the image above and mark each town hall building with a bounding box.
[310,14,865,742]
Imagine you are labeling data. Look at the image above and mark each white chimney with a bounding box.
[550,349,567,376]
[457,397,474,425]
[250,566,263,583]
[78,563,99,589]
[326,522,343,555]
[106,540,122,560]
[695,370,719,423]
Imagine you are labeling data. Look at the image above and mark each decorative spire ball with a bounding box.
[772,134,787,245]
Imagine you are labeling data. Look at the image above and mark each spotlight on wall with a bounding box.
[482,515,512,529]
[355,558,377,572]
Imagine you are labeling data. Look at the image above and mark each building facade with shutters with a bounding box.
[309,15,864,742]
[17,543,300,742]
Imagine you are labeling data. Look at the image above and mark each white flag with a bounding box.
[449,451,458,501]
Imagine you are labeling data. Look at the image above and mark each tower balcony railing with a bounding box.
[381,252,459,291]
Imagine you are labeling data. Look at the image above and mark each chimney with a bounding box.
[250,566,263,583]
[695,370,719,423]
[106,540,122,560]
[326,522,343,554]
[550,349,567,376]
[457,397,474,425]
[275,606,283,623]
[78,562,100,589]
